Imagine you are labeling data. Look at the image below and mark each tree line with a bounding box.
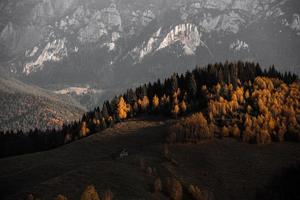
[0,61,298,158]
[168,76,300,144]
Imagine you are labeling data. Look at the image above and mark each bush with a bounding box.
[164,178,183,200]
[81,185,100,200]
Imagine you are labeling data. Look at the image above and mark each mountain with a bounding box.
[0,77,85,132]
[0,0,300,106]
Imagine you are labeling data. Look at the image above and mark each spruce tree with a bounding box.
[186,72,197,97]
[102,102,109,119]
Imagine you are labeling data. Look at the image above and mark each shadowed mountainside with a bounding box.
[0,77,86,132]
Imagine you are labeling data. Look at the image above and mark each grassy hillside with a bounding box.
[0,77,86,132]
[0,118,299,200]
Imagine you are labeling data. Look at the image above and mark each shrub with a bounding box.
[81,185,100,200]
[164,178,183,200]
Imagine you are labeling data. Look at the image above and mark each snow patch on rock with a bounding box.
[230,40,249,52]
[25,46,39,57]
[139,28,161,60]
[158,24,201,55]
[23,38,68,75]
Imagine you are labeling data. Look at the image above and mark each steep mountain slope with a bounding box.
[0,118,299,200]
[0,0,299,104]
[0,77,85,132]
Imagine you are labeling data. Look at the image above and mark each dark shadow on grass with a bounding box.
[256,163,300,200]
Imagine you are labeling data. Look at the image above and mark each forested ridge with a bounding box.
[0,61,298,158]
[0,78,85,132]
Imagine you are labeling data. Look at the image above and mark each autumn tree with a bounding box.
[171,94,180,118]
[81,185,100,200]
[152,95,160,111]
[180,100,187,113]
[80,121,89,137]
[138,96,150,112]
[117,96,129,120]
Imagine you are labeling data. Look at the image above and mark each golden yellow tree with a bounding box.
[117,96,129,120]
[180,100,187,113]
[171,94,180,117]
[221,126,229,137]
[139,96,150,111]
[80,121,90,137]
[152,95,159,109]
[81,185,100,200]
[171,104,180,118]
[231,124,240,138]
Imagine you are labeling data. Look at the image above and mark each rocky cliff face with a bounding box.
[0,0,299,102]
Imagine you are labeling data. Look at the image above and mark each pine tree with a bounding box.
[170,74,178,95]
[186,72,197,97]
[126,89,137,104]
[102,102,109,119]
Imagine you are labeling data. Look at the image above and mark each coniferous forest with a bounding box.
[0,61,299,158]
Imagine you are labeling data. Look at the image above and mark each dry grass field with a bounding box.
[0,117,300,200]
